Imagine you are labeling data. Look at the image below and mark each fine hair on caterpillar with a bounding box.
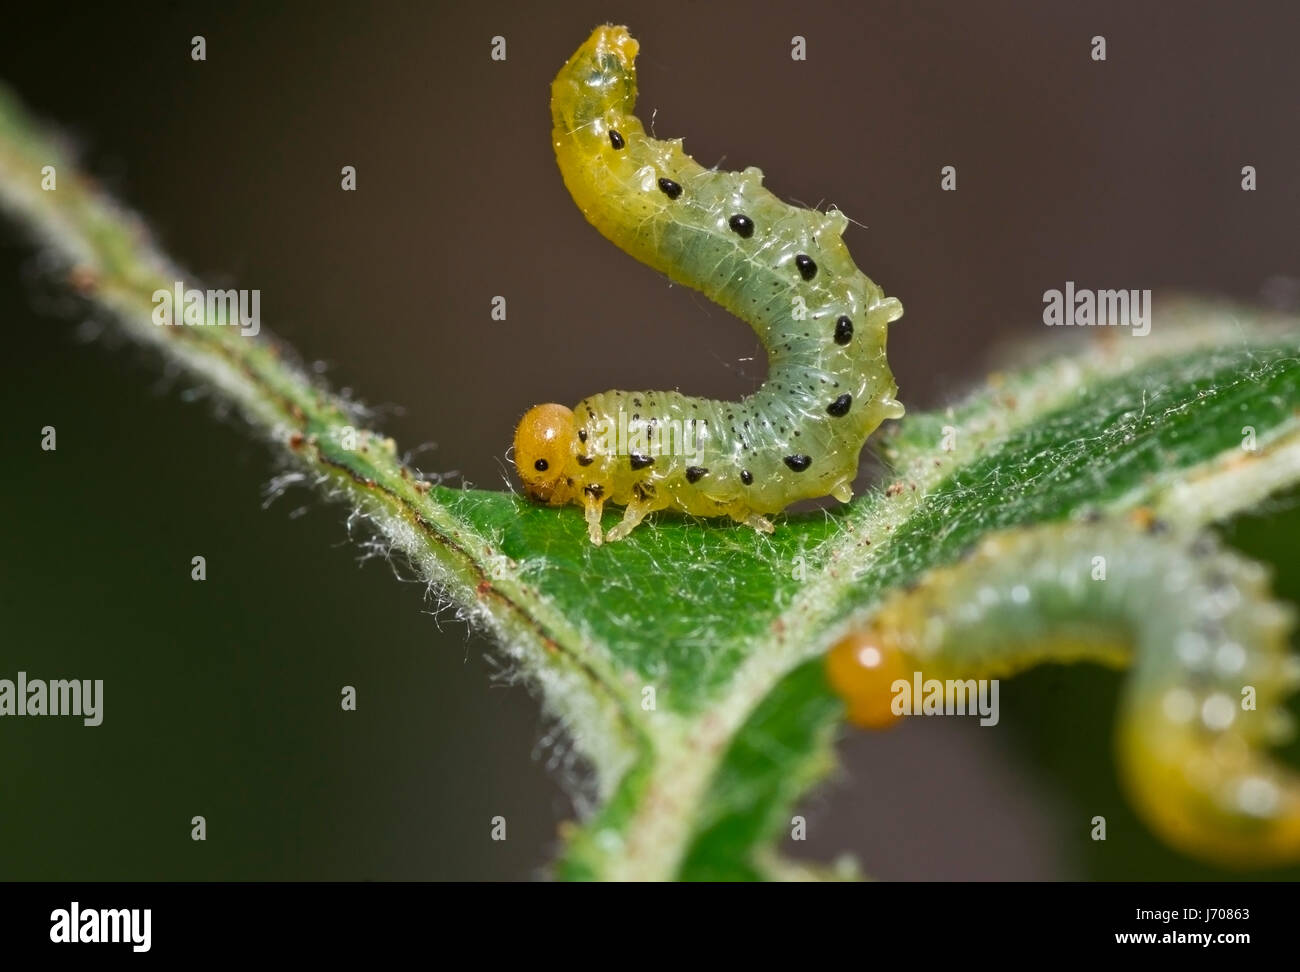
[513,25,904,545]
[826,513,1300,868]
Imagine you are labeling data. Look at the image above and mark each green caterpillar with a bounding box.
[827,514,1300,867]
[513,25,903,544]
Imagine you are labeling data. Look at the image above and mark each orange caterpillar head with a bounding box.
[826,627,910,730]
[513,404,580,506]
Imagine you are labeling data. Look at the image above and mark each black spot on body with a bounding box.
[577,455,594,466]
[834,316,853,345]
[784,454,812,472]
[728,214,754,238]
[578,429,588,443]
[658,178,682,199]
[629,453,655,470]
[827,394,852,417]
[584,484,604,498]
[608,129,625,149]
[795,254,817,280]
[685,466,708,484]
[740,470,754,485]
[533,458,549,472]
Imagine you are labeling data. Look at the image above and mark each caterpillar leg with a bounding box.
[730,510,775,535]
[582,493,606,546]
[825,517,1300,867]
[604,500,653,543]
[831,482,854,504]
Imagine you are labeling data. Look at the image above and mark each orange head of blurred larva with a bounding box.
[825,627,910,730]
[513,403,580,506]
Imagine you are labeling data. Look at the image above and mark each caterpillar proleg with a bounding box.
[514,25,904,545]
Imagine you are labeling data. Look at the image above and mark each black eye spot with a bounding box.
[728,214,754,238]
[740,469,754,485]
[783,454,812,472]
[794,254,817,280]
[608,129,625,149]
[658,178,682,199]
[533,459,549,472]
[629,453,655,470]
[834,316,853,345]
[685,466,708,483]
[827,394,852,417]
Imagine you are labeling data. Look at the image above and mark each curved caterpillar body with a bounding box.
[514,26,904,545]
[827,516,1300,867]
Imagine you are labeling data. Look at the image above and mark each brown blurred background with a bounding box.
[0,0,1297,880]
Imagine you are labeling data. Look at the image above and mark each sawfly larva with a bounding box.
[827,515,1300,867]
[514,25,904,544]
